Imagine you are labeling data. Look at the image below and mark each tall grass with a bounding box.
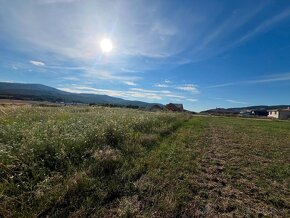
[0,106,190,217]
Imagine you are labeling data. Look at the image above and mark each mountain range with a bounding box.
[0,82,156,108]
[1,82,289,112]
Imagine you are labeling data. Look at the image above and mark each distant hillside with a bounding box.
[228,105,290,111]
[201,105,290,114]
[0,82,157,108]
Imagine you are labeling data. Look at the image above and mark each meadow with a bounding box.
[0,106,289,217]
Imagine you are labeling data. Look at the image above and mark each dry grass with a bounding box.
[0,107,289,217]
[0,105,189,217]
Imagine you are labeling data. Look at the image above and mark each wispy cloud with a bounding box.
[62,76,80,81]
[247,73,290,84]
[59,86,127,98]
[176,58,193,65]
[186,6,290,63]
[186,98,198,102]
[200,8,290,61]
[196,3,267,52]
[175,84,199,93]
[36,63,142,82]
[1,80,15,83]
[226,99,247,105]
[208,82,239,88]
[130,88,171,94]
[83,70,141,82]
[129,92,162,100]
[58,85,190,102]
[154,80,172,88]
[209,72,290,88]
[236,8,290,44]
[30,60,45,66]
[38,0,80,4]
[214,97,247,105]
[165,94,186,99]
[154,84,169,88]
[121,68,140,73]
[59,86,164,100]
[124,81,137,86]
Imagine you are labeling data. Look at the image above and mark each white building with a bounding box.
[268,108,290,120]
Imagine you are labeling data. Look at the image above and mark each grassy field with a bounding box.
[0,106,289,217]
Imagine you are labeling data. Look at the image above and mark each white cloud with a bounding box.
[121,68,140,73]
[130,88,171,94]
[1,80,15,83]
[58,85,191,102]
[30,60,45,66]
[176,84,199,93]
[226,99,247,105]
[164,80,172,84]
[84,69,141,82]
[165,94,186,99]
[38,0,80,4]
[129,92,162,100]
[62,76,80,81]
[208,82,238,88]
[59,86,127,98]
[247,73,290,84]
[186,98,197,102]
[154,84,169,88]
[58,85,163,100]
[124,81,137,86]
[46,65,141,82]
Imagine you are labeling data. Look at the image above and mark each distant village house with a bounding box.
[165,103,183,112]
[250,110,268,116]
[240,109,268,116]
[268,108,290,120]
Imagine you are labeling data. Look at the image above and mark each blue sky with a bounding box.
[0,0,290,111]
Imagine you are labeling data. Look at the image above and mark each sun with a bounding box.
[100,38,113,53]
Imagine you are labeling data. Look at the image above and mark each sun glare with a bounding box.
[100,38,113,53]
